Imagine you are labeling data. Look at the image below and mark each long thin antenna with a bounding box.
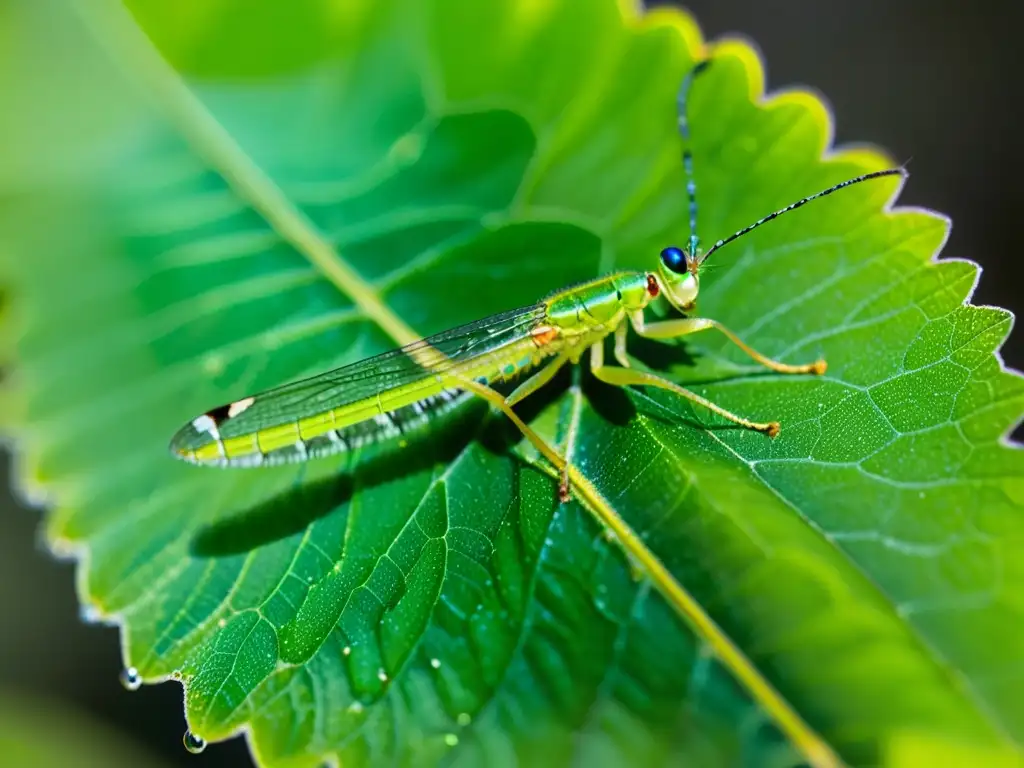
[677,60,711,257]
[699,168,907,265]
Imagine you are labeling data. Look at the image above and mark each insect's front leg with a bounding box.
[628,311,826,375]
[504,353,569,407]
[613,322,630,368]
[588,338,780,437]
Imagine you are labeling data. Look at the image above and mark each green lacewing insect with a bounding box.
[171,60,905,499]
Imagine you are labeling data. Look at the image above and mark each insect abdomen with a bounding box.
[175,386,473,467]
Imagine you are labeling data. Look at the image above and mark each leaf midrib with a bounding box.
[629,381,1017,747]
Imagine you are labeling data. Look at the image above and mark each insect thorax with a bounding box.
[544,272,650,332]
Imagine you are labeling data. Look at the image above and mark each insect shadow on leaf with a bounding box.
[188,370,570,557]
[189,400,488,557]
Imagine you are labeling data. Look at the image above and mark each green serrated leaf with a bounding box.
[2,0,1022,767]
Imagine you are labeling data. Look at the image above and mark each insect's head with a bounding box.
[661,59,907,316]
[656,239,703,311]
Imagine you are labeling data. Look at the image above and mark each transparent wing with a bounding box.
[170,303,548,454]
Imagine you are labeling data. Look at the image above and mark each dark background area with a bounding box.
[2,1,1021,765]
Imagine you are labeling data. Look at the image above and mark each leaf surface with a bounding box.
[2,0,1023,766]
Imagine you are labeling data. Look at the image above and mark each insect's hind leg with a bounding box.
[454,354,577,502]
[501,353,580,501]
[630,313,826,376]
[457,376,575,500]
[588,339,781,437]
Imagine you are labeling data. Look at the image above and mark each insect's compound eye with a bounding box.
[660,246,687,274]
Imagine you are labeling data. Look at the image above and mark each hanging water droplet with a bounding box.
[119,666,141,691]
[183,730,206,754]
[79,604,102,624]
[342,645,351,657]
[444,733,459,747]
[430,658,441,669]
[377,668,388,683]
[347,701,364,714]
[456,712,471,727]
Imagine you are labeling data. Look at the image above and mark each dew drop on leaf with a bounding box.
[183,730,206,754]
[119,666,141,691]
[79,604,102,624]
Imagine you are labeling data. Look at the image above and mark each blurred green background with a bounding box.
[1,0,1020,765]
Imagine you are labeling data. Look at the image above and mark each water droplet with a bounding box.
[342,645,351,657]
[430,658,441,669]
[119,666,142,692]
[444,733,459,747]
[79,604,102,624]
[377,668,388,682]
[217,618,227,629]
[347,701,364,714]
[456,712,471,727]
[183,730,206,754]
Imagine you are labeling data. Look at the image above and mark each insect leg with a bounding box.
[504,353,570,407]
[613,321,630,368]
[630,312,826,375]
[552,366,585,503]
[453,376,575,502]
[502,353,578,501]
[588,339,780,437]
